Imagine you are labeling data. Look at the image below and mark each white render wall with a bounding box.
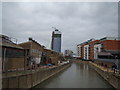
[84,45,89,60]
[94,44,102,59]
[65,50,73,57]
[77,45,81,57]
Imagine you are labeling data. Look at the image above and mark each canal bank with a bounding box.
[34,62,114,88]
[89,62,120,90]
[2,63,71,89]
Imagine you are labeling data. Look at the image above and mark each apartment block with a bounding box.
[77,37,120,60]
[96,37,120,59]
[84,45,89,60]
[88,40,100,60]
[77,42,88,59]
[77,38,97,60]
[94,44,102,59]
[76,45,82,57]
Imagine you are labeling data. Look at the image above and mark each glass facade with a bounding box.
[51,30,61,53]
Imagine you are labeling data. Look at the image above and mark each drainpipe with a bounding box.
[24,49,27,71]
[3,48,6,72]
[30,42,32,70]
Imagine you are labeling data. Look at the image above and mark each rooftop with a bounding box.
[18,37,43,48]
[100,37,120,41]
[0,35,23,49]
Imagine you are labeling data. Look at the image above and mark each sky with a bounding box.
[2,2,118,53]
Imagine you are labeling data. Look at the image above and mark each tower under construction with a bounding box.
[51,28,61,53]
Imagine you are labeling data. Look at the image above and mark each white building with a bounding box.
[64,50,73,57]
[94,44,102,59]
[84,45,89,60]
[77,45,82,57]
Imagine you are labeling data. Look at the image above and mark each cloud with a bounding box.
[2,2,118,53]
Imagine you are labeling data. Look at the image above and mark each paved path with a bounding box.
[89,62,120,76]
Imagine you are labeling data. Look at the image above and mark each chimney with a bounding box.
[29,37,33,41]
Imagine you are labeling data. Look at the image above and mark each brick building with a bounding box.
[88,40,100,60]
[18,38,44,69]
[1,34,65,73]
[95,37,120,59]
[0,35,26,72]
[77,37,120,60]
[77,38,97,60]
[77,36,120,69]
[44,49,63,65]
[77,42,87,59]
[81,44,86,59]
[19,38,63,67]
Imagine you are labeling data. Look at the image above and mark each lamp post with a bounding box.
[115,56,118,68]
[115,56,119,73]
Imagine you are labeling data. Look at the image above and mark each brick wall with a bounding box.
[100,40,120,51]
[81,45,85,59]
[44,49,59,65]
[88,40,99,60]
[2,63,71,88]
[19,41,44,58]
[4,57,25,71]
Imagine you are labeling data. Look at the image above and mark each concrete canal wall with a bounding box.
[89,62,120,90]
[2,63,71,88]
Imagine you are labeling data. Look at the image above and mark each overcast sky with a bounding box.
[2,2,118,53]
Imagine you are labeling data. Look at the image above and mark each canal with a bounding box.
[34,62,114,88]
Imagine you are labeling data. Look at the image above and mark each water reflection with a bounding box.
[34,62,114,88]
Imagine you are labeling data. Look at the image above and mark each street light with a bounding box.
[115,56,118,68]
[115,56,119,73]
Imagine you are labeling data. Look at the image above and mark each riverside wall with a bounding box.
[2,63,71,89]
[89,62,120,90]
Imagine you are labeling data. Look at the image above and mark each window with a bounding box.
[2,47,25,58]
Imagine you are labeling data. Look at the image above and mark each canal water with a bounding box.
[34,62,114,88]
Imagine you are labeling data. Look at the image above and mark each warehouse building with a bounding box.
[18,38,44,69]
[0,35,26,72]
